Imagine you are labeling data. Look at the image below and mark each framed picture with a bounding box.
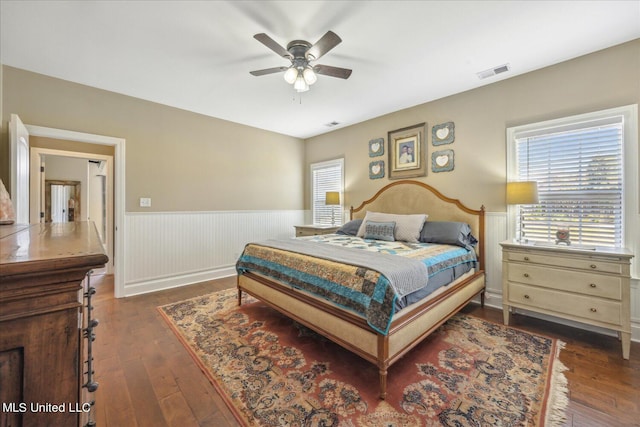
[432,149,454,172]
[387,122,426,179]
[368,138,384,157]
[369,160,385,179]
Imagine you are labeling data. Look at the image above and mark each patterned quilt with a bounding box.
[236,235,477,335]
[302,234,477,275]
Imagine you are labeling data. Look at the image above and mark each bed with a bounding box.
[236,180,485,399]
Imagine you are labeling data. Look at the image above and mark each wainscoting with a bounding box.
[124,210,639,340]
[124,210,305,296]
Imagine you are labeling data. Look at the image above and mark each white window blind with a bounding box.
[514,117,624,247]
[311,159,344,225]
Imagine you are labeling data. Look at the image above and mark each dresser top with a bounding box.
[500,240,634,259]
[0,222,108,276]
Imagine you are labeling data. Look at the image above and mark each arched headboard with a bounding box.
[350,180,485,270]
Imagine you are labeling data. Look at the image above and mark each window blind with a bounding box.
[515,119,623,247]
[311,159,344,225]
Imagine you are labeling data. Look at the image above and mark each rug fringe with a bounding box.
[544,339,570,427]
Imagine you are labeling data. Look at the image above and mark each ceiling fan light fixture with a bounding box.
[303,67,317,85]
[294,75,309,92]
[283,67,298,84]
[251,31,351,93]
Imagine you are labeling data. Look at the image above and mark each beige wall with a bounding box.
[1,66,305,212]
[2,40,638,214]
[305,39,640,213]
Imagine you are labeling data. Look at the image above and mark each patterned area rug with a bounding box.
[158,288,568,426]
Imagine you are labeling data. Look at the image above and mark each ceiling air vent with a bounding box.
[325,121,340,127]
[476,63,510,80]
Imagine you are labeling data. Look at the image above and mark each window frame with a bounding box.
[310,158,344,226]
[506,104,638,250]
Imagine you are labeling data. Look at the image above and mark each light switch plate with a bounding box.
[139,197,151,207]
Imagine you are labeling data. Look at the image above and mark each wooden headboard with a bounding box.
[350,180,485,270]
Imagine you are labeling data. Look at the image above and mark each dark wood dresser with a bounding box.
[0,222,108,427]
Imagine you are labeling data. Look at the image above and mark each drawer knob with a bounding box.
[523,273,530,278]
[590,264,597,269]
[590,308,597,313]
[524,256,530,261]
[590,283,597,288]
[524,294,530,299]
[83,381,99,393]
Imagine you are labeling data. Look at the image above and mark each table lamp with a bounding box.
[325,191,340,226]
[506,181,539,242]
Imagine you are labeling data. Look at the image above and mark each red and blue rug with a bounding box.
[158,288,568,426]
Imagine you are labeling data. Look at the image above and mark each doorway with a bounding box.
[25,124,126,298]
[31,147,115,277]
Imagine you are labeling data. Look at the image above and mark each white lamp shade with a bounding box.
[294,75,309,92]
[325,191,340,205]
[506,181,539,205]
[303,67,317,85]
[283,67,298,84]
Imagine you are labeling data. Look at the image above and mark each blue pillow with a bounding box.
[336,219,363,236]
[364,221,396,241]
[419,221,477,250]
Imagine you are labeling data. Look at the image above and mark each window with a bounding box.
[311,158,344,225]
[507,106,636,248]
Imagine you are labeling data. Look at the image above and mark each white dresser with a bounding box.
[500,241,634,359]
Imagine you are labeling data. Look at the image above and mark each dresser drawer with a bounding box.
[508,283,622,326]
[505,251,623,275]
[295,226,340,237]
[296,229,329,237]
[507,264,622,300]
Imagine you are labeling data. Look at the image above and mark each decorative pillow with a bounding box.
[356,212,428,243]
[419,221,478,250]
[363,221,396,241]
[336,219,363,236]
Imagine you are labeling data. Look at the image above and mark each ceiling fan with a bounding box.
[250,31,352,92]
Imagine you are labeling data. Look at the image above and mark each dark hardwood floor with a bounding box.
[91,275,639,426]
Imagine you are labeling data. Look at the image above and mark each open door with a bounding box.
[9,114,30,224]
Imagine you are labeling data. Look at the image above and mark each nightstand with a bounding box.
[500,240,633,359]
[294,224,341,237]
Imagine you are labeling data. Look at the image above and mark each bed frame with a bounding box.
[237,180,485,399]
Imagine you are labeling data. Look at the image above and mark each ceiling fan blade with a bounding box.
[306,31,342,60]
[314,64,352,79]
[250,66,289,76]
[253,33,292,59]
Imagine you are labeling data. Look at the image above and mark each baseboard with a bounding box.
[122,266,236,297]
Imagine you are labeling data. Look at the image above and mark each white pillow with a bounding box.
[357,212,428,243]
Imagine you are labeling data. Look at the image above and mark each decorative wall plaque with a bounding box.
[368,138,384,157]
[369,160,385,179]
[432,149,454,172]
[432,122,455,145]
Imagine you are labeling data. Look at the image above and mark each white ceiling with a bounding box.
[2,1,639,139]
